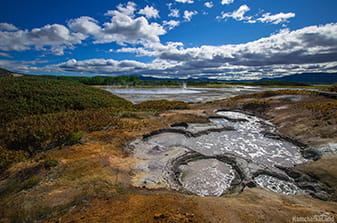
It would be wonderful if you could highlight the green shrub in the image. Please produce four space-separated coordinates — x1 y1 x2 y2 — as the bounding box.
0 77 194 169
0 109 120 153
65 131 84 145
0 76 131 125
21 176 42 190
325 83 337 92
304 101 337 119
0 146 28 170
42 159 58 169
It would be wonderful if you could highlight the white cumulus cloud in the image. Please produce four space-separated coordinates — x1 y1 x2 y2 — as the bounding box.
0 24 86 55
138 5 160 19
169 9 180 18
183 10 198 21
218 5 295 24
204 2 214 8
163 20 181 30
221 0 234 5
68 16 101 34
0 23 18 31
105 1 137 17
97 2 166 45
257 12 296 24
99 11 166 45
219 5 251 21
175 0 194 3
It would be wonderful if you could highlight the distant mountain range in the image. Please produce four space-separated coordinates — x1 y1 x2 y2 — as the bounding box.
261 73 337 84
0 67 336 84
140 73 337 84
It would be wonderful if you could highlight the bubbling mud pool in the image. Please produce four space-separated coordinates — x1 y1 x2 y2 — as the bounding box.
179 159 235 197
130 111 331 199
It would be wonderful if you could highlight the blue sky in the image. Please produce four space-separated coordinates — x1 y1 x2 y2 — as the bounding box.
0 0 337 80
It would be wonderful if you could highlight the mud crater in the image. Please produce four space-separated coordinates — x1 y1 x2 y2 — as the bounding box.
130 111 333 200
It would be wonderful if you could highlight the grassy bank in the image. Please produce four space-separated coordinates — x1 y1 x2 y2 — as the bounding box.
0 77 189 170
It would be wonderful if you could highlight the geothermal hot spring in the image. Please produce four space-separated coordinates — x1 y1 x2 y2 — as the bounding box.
105 87 331 198
130 111 331 199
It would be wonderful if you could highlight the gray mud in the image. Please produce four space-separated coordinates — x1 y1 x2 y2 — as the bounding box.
130 111 333 199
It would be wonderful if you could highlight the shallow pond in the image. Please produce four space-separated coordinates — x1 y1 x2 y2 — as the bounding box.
105 86 288 103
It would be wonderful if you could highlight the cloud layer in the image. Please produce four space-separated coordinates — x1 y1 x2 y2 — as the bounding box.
0 23 18 31
0 1 296 56
218 4 295 24
0 1 336 80
0 2 166 55
8 23 335 80
0 24 86 55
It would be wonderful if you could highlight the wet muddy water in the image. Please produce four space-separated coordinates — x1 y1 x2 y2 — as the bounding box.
129 111 322 197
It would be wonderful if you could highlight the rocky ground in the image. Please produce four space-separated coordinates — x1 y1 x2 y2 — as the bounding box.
0 91 336 223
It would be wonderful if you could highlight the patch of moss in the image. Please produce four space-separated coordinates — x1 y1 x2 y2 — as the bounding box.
21 176 42 190
42 158 58 169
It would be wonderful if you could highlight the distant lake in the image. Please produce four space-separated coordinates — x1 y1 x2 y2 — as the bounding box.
104 86 289 103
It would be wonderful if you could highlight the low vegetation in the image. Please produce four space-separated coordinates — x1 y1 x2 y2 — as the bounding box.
324 83 337 92
27 73 315 87
230 89 318 100
0 76 190 170
0 77 133 125
0 72 336 223
0 109 119 153
303 101 337 120
0 68 18 77
1 75 333 170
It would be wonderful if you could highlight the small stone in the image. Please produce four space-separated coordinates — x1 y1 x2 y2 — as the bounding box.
246 181 256 188
154 213 167 219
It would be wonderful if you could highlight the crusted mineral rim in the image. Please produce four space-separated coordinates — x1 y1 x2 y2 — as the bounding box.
163 153 244 196
130 110 333 199
178 159 236 196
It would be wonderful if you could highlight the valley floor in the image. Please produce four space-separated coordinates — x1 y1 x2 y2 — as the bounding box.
1 91 336 223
